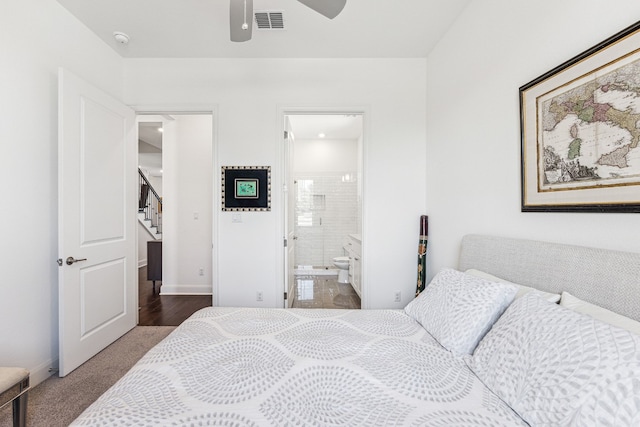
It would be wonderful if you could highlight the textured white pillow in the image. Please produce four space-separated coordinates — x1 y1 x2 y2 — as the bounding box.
404 268 517 356
469 292 640 426
560 291 640 335
465 268 560 303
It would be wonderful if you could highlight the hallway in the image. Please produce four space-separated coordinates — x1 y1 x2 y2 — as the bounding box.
138 267 212 326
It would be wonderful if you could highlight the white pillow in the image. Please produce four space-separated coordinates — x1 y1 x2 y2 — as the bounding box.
404 268 517 356
560 291 640 335
465 268 560 303
469 292 640 426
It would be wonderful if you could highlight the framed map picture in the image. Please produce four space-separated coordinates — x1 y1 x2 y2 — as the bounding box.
221 166 271 211
520 20 640 212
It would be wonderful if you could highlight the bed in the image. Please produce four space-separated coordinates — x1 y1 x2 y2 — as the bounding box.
71 234 640 426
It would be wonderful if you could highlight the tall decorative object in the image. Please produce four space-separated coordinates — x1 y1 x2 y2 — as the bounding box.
415 215 428 297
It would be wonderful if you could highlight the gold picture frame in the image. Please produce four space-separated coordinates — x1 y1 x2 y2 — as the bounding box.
520 21 640 212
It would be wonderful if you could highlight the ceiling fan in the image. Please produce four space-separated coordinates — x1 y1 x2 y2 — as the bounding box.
230 0 347 42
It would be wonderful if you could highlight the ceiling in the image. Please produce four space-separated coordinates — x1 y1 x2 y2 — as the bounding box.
88 1 469 174
139 122 163 150
56 0 470 58
138 122 163 176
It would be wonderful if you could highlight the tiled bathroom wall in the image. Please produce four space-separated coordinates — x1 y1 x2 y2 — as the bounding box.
294 174 358 267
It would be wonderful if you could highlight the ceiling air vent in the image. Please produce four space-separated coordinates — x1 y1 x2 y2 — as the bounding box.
255 11 285 30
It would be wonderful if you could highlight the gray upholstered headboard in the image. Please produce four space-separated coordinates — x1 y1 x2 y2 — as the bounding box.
458 234 640 322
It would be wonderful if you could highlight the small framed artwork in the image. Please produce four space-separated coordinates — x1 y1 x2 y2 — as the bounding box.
520 20 640 212
221 166 271 211
235 179 258 199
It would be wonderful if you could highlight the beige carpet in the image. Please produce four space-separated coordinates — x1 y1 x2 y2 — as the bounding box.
0 326 175 427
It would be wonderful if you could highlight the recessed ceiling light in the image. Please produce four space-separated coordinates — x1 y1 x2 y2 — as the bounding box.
318 133 326 138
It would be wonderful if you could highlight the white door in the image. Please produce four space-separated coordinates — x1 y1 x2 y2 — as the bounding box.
284 119 296 308
58 68 137 377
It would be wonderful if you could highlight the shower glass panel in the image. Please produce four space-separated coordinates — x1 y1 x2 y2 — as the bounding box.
295 179 325 267
294 175 358 268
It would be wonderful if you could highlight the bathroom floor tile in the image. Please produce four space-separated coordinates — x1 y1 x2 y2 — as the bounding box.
292 275 361 309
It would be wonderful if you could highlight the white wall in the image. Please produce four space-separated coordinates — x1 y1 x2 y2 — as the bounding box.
138 222 155 267
294 139 358 173
124 58 428 309
0 0 124 384
425 0 640 279
162 115 213 294
149 175 163 196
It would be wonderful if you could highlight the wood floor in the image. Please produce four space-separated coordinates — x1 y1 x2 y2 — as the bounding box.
291 274 361 309
138 268 360 325
138 267 212 326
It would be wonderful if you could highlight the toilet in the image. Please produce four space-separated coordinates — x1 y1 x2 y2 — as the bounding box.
332 256 350 284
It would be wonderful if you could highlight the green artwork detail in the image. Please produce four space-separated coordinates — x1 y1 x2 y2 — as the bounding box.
236 180 258 198
568 138 582 160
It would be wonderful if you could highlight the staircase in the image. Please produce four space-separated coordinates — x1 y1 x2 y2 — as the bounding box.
138 168 162 240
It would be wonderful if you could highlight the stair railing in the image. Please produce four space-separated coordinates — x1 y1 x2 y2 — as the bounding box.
138 168 163 235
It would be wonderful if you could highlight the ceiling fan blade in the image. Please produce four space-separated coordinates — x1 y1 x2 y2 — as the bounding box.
230 0 253 42
297 0 346 19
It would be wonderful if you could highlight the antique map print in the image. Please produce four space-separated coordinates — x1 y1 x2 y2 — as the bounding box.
538 56 640 191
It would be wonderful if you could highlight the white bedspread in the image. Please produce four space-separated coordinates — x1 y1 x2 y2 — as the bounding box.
71 307 526 426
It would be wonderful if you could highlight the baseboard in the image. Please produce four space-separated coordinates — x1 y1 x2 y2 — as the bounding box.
159 284 213 295
30 358 58 387
138 259 148 268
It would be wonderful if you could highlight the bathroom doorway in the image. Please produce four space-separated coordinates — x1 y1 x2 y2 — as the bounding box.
283 113 363 309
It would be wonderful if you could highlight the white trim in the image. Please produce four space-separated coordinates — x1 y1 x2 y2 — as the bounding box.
159 284 214 295
131 106 216 115
211 111 220 307
30 358 57 387
276 105 371 308
133 105 218 304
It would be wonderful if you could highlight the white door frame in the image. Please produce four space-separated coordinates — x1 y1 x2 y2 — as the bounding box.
133 106 218 303
276 106 369 309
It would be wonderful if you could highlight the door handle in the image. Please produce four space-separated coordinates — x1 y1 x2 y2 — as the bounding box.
66 256 87 265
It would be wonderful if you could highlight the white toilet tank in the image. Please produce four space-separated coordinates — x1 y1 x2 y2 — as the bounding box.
332 256 350 268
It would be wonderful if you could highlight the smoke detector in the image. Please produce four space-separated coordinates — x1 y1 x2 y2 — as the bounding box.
113 31 130 45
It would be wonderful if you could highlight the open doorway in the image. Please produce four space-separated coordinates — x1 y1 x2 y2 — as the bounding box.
137 118 164 293
284 113 363 309
136 113 214 325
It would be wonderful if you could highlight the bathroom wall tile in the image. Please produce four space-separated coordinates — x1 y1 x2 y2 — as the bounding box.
293 174 359 267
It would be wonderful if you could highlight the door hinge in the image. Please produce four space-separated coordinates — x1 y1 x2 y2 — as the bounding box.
284 292 288 300
284 130 289 139
284 238 288 247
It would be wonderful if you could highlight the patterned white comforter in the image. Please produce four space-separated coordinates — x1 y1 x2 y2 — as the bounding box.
71 307 526 426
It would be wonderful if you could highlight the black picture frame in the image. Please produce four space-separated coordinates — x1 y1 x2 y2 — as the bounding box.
520 20 640 213
221 166 271 211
